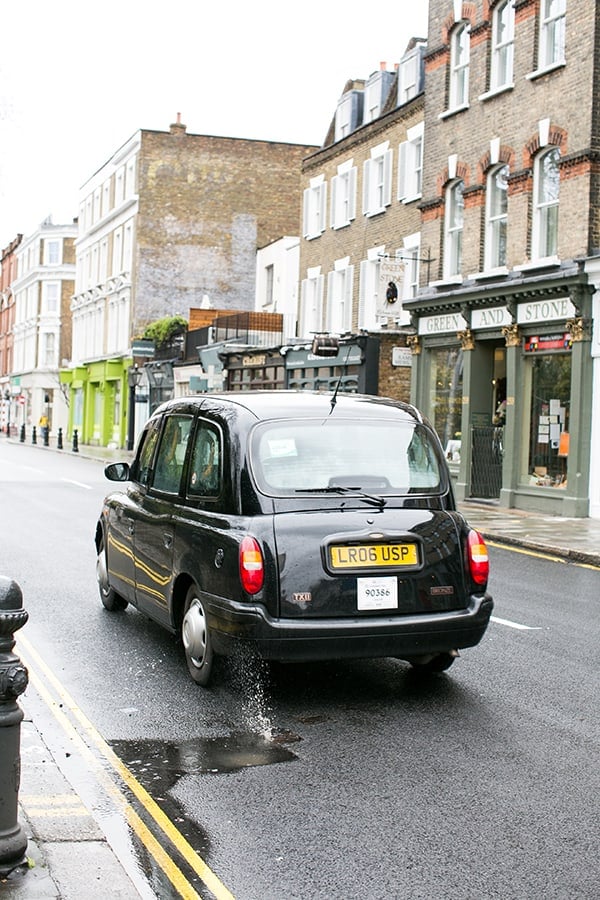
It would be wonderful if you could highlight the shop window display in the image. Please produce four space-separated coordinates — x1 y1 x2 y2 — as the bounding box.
527 353 571 488
430 347 463 457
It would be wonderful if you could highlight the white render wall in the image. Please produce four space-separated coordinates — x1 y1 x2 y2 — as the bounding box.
586 257 600 519
255 237 300 341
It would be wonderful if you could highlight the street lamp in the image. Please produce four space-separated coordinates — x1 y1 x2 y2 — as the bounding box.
127 365 142 451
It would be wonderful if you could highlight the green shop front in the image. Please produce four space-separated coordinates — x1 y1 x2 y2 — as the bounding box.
406 269 594 517
60 357 132 448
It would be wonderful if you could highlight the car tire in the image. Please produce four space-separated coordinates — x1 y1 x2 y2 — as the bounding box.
96 539 128 611
182 586 214 686
409 652 456 673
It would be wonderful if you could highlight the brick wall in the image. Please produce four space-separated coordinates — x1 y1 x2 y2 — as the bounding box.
376 331 413 402
133 129 316 333
422 0 597 278
300 93 425 332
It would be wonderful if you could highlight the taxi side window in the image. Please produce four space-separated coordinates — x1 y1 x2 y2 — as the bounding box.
188 422 221 497
153 416 193 494
136 422 160 487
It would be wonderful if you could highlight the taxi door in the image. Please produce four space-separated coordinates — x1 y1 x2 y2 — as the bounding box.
132 414 193 627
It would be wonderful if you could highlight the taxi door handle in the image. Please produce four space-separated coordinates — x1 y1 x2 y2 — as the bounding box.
163 533 173 549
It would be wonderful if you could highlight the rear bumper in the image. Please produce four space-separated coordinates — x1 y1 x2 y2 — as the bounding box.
207 594 493 663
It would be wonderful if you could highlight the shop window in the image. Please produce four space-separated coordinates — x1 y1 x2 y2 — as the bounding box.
429 347 463 452
526 353 570 488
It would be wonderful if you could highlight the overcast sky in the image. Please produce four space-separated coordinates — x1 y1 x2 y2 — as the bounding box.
0 1 429 250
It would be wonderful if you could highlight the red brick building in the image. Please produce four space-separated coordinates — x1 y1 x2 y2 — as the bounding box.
406 0 598 518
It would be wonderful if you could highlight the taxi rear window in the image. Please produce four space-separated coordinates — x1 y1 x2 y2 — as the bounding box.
251 418 444 496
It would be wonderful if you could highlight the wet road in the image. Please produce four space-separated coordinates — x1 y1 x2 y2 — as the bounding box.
2 441 599 899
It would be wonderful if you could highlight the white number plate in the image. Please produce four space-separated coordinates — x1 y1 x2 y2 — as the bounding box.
357 576 398 611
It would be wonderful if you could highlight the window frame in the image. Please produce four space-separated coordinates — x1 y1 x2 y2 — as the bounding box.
532 147 560 261
186 418 223 502
490 0 515 91
398 123 424 203
444 180 465 279
539 0 566 70
299 272 324 336
44 239 61 266
449 23 470 110
363 145 393 217
485 163 509 271
331 164 357 230
303 178 328 240
326 263 354 334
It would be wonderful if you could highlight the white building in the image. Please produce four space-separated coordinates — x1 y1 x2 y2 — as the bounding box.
12 218 77 436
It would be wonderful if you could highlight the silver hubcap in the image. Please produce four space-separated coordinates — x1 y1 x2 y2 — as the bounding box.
182 598 206 667
97 551 108 592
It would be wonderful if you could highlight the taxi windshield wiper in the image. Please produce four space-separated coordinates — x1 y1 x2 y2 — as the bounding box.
295 485 387 508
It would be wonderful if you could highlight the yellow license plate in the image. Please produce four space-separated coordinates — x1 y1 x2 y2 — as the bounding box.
329 543 419 570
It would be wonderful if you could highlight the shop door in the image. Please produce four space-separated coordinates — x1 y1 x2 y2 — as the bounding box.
470 425 503 499
469 347 505 500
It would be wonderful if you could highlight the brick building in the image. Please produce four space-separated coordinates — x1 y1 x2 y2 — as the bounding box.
405 0 599 518
62 116 316 447
0 234 22 433
298 42 427 399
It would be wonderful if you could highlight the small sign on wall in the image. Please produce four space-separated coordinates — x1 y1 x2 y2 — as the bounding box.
391 347 412 367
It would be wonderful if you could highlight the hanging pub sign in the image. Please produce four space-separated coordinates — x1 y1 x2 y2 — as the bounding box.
523 333 572 353
377 259 405 317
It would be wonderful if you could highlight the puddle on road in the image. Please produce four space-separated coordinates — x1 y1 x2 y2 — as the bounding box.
111 731 298 789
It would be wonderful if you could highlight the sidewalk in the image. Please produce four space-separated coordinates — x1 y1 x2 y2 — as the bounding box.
3 438 600 897
3 718 144 899
458 498 600 567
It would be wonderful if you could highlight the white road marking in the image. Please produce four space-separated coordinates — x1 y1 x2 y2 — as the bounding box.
60 478 93 490
491 615 542 631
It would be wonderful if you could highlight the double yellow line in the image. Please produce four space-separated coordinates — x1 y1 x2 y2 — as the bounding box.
16 634 235 900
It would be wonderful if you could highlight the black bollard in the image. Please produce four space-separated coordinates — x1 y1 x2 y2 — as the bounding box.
0 577 29 874
57 427 63 450
72 428 79 453
19 426 25 443
43 427 49 448
31 427 37 446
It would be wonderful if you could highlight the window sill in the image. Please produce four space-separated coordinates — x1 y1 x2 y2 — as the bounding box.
438 103 469 120
430 275 463 288
468 267 510 280
513 257 561 272
400 193 422 205
478 84 514 102
526 61 565 81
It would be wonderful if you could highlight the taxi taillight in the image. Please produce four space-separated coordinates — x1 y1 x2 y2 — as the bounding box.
467 529 489 587
239 536 264 595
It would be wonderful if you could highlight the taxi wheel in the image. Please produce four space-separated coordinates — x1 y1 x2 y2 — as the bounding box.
409 652 456 673
182 586 214 686
96 542 127 611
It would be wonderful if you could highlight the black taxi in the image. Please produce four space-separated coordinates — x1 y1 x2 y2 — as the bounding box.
95 391 493 685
